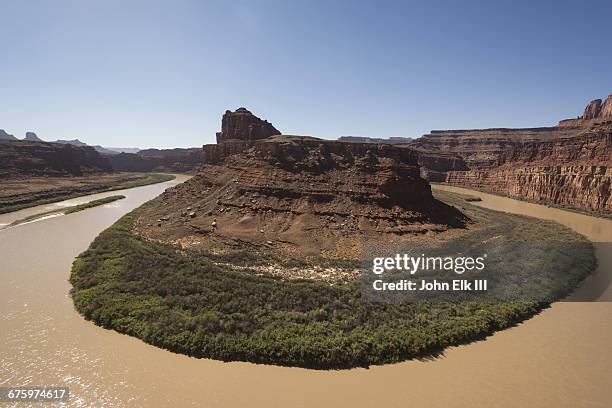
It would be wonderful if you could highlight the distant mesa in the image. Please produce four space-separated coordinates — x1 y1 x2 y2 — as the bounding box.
25 131 43 142
53 139 88 147
0 129 17 140
53 139 120 155
339 136 413 144
90 146 120 155
106 146 203 173
215 107 280 143
106 147 141 154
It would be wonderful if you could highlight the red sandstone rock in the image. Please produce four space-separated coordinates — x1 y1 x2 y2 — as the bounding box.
601 95 612 119
136 110 466 261
140 135 466 258
583 99 603 120
450 123 611 212
446 164 611 212
215 108 280 143
407 96 612 214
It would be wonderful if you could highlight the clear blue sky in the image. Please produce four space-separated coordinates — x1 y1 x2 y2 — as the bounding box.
1 0 610 148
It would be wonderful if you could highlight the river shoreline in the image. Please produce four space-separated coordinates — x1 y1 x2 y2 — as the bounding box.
68 188 596 368
432 182 612 220
1 179 611 407
0 172 175 214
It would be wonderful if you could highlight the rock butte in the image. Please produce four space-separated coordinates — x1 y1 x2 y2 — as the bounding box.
407 95 612 213
24 131 43 142
135 108 466 261
216 107 281 143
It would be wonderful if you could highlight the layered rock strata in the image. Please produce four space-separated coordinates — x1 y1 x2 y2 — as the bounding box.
0 139 112 178
136 110 465 262
582 95 612 120
412 126 585 170
445 122 611 212
407 96 612 214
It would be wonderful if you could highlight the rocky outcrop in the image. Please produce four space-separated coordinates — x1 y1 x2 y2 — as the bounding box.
0 129 17 140
583 99 603 120
0 140 112 178
215 107 280 143
136 109 465 262
25 132 43 142
582 95 612 120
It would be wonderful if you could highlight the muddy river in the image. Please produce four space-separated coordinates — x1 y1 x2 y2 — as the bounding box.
1 179 610 407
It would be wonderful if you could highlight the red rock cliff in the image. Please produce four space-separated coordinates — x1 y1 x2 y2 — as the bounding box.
445 122 611 213
408 96 612 214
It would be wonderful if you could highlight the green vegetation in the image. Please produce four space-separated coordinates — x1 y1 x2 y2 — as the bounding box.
9 195 125 227
8 209 63 226
0 173 175 214
64 195 126 214
463 195 482 202
69 191 596 369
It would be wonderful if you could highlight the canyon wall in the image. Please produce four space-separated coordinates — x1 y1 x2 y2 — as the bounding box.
0 139 112 178
108 148 203 173
445 123 611 212
446 164 611 212
408 96 612 214
413 126 585 169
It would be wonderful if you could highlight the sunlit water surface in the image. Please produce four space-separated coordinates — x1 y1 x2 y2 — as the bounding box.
0 180 611 407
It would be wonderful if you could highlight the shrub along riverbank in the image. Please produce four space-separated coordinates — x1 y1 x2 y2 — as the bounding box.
8 195 126 227
64 195 126 214
69 190 596 369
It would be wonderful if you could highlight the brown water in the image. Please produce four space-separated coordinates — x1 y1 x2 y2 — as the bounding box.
1 180 610 407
